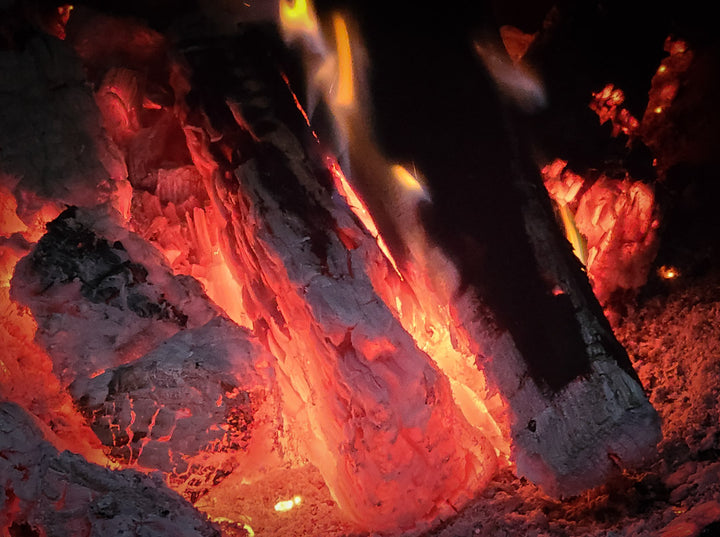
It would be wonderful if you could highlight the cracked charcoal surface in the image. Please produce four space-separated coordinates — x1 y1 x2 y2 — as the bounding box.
31 206 188 325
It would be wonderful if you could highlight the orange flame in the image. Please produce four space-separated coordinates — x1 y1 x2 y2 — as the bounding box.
332 13 354 107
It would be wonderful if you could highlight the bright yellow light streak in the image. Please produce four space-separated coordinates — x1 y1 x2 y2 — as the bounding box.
332 13 354 106
209 516 254 535
557 203 588 266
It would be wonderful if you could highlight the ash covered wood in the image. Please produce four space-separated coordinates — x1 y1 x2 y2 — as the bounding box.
302 2 661 495
72 315 282 503
11 206 220 386
10 204 283 502
0 402 222 537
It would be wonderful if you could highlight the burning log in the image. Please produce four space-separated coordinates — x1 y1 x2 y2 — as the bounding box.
10 203 283 502
0 401 221 537
174 27 499 531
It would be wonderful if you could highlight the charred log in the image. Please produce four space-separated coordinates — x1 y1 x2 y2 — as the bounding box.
330 1 606 392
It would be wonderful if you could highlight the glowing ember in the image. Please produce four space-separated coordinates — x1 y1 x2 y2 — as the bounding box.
590 83 640 138
0 188 105 465
274 495 302 512
638 37 694 173
499 25 537 63
658 265 680 280
327 157 403 278
542 38 691 309
542 159 659 307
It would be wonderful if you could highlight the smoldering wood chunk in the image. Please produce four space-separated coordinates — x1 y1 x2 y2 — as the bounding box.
29 207 184 323
11 206 220 386
71 316 281 503
0 401 221 537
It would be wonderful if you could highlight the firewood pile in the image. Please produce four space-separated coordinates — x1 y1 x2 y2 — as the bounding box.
0 1 718 536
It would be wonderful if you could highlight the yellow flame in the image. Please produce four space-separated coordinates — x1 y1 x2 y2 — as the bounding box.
557 203 588 265
279 0 319 37
332 13 354 107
